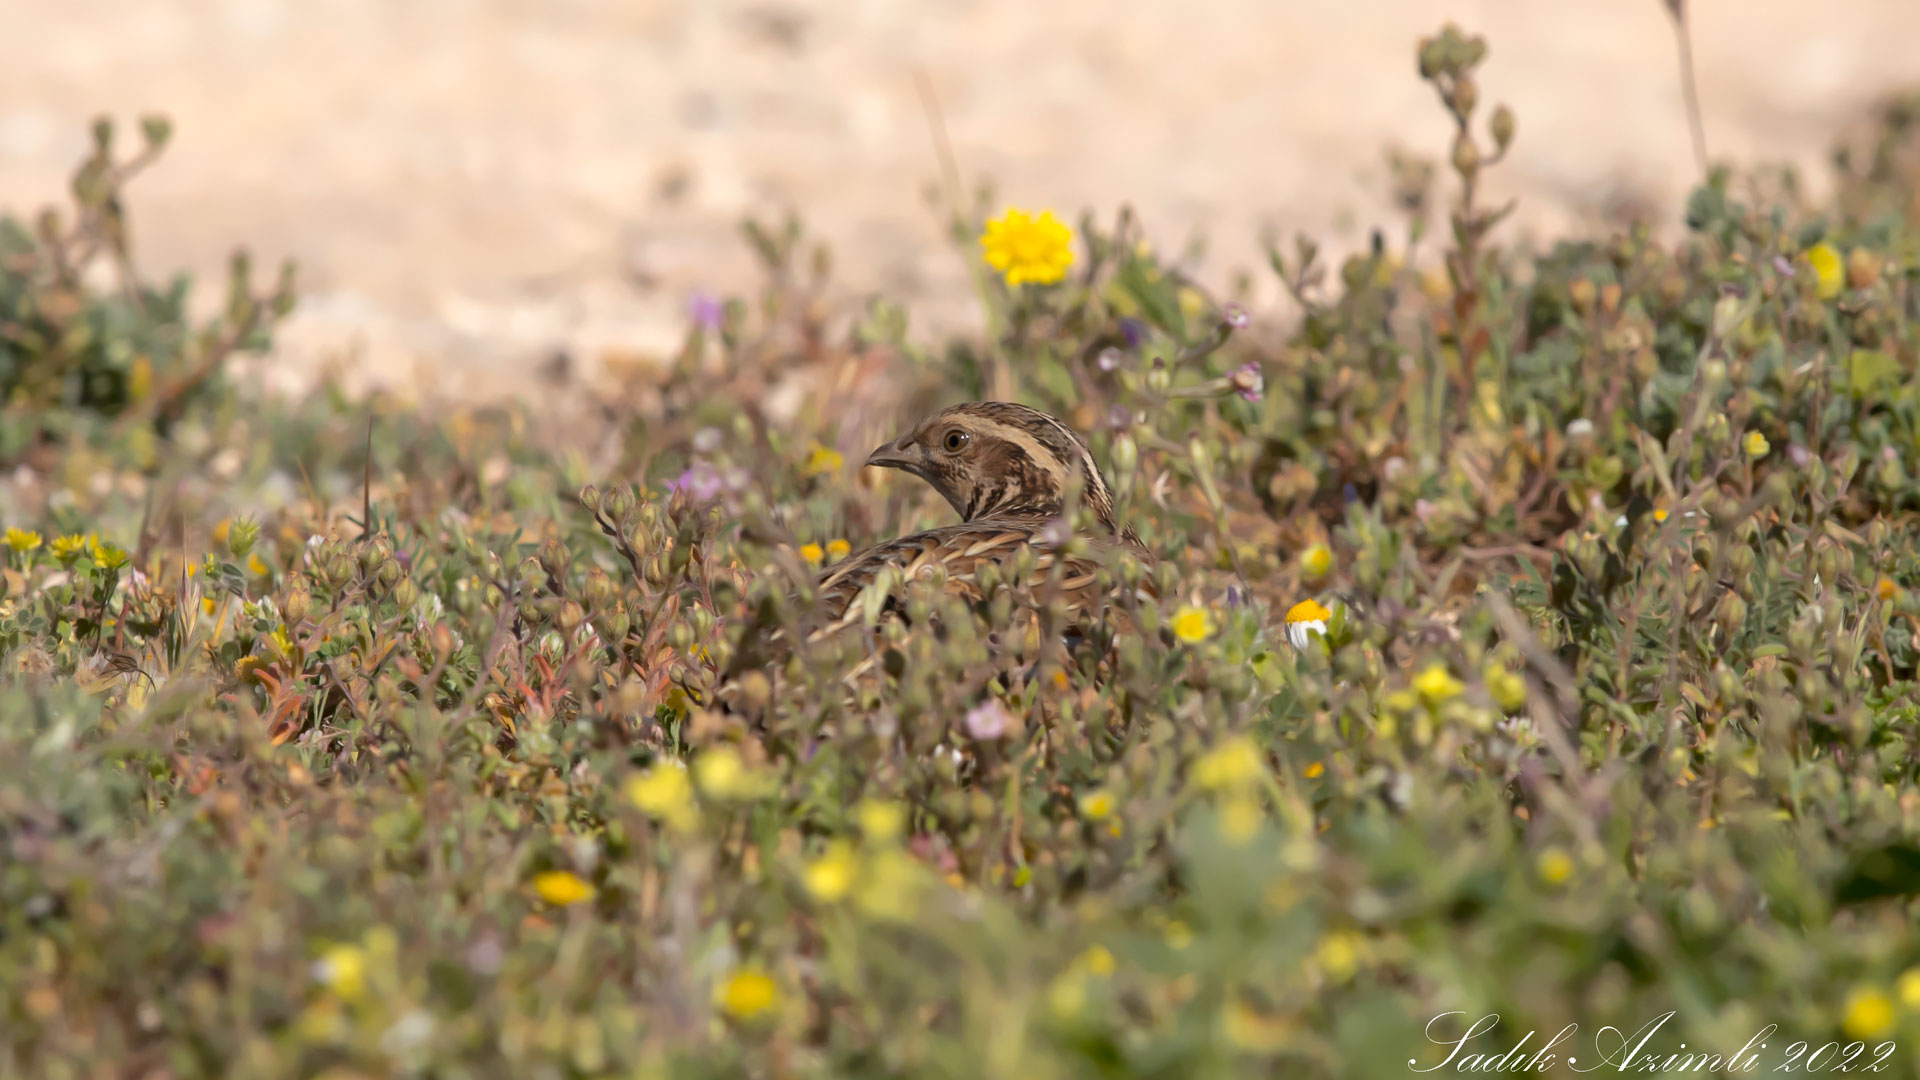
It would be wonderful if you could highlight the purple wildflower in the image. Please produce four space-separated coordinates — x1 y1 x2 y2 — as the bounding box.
688 291 724 332
1096 347 1123 372
1772 254 1796 278
964 700 1013 740
1107 403 1132 431
1230 361 1264 403
1118 318 1146 349
1224 302 1251 329
668 462 725 502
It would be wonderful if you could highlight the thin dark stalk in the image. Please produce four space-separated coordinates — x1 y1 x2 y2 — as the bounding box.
1665 0 1710 175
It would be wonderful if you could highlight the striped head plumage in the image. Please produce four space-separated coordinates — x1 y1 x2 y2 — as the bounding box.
862 401 1139 545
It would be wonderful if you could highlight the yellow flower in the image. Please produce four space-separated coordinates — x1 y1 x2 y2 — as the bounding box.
980 208 1075 287
1285 598 1331 650
1078 788 1116 821
803 442 844 477
1843 986 1895 1041
1222 995 1292 1054
856 799 906 843
716 968 780 1020
247 552 269 576
799 543 824 565
533 870 595 907
625 763 699 831
1878 577 1898 602
1743 431 1770 460
1896 967 1920 1009
1652 507 1670 523
1298 542 1332 579
1164 921 1193 950
1170 604 1214 644
1412 663 1464 705
804 841 858 903
1193 735 1264 791
4 528 41 553
1076 945 1116 977
855 849 923 922
1047 970 1089 1020
50 534 96 563
313 943 367 1001
825 538 851 561
1303 761 1325 779
1537 847 1574 887
1316 931 1362 983
1219 795 1261 845
662 685 691 722
694 746 768 801
92 543 130 571
1485 665 1527 712
1807 242 1844 300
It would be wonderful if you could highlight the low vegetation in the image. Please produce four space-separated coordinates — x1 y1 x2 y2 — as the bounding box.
5 26 1920 1080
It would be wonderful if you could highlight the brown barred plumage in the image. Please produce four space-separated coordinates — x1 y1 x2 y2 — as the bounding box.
718 402 1153 701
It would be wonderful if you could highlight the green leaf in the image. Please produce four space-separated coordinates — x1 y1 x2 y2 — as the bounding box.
1846 349 1903 398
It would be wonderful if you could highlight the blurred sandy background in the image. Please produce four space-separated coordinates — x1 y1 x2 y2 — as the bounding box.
2 0 1916 402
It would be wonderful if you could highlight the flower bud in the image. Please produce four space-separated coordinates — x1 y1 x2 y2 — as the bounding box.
578 485 601 512
227 517 260 559
1451 135 1480 177
1846 247 1880 290
1726 545 1754 579
1187 437 1211 473
1813 543 1842 584
1111 433 1139 479
1713 664 1742 705
1489 104 1515 151
1787 620 1815 658
1710 295 1743 339
1714 592 1748 636
584 569 615 609
1453 74 1479 116
1568 279 1596 315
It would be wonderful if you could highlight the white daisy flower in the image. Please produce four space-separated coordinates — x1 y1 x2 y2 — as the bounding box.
1285 599 1331 649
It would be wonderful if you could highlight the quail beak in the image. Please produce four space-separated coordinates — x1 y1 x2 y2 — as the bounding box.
864 438 919 475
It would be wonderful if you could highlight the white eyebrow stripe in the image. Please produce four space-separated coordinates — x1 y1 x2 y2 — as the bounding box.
966 417 1072 488
1027 410 1110 511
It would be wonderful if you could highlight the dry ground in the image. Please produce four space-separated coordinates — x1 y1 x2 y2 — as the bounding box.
2 0 1916 403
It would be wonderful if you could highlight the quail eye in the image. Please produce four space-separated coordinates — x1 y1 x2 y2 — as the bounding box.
942 429 970 452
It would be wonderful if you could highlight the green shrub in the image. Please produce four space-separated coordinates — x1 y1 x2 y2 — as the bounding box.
0 115 295 463
5 26 1920 1079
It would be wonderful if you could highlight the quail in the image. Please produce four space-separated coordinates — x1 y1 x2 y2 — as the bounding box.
721 401 1154 696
